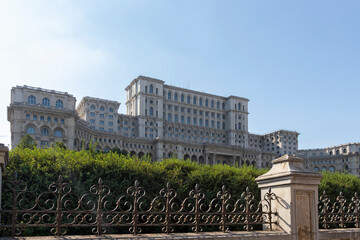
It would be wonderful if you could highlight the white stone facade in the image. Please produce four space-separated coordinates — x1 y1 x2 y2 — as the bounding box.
297 143 360 176
8 76 301 169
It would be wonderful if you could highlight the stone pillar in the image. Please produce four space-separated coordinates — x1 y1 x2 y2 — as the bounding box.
256 155 322 240
0 144 9 223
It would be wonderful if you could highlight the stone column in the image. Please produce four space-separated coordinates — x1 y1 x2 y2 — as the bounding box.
256 155 322 240
0 144 9 223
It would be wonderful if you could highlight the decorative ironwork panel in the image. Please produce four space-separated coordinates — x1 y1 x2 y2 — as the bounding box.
0 173 277 236
319 191 360 229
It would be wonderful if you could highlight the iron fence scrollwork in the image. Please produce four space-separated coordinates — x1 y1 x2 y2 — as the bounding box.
0 173 277 236
319 191 360 229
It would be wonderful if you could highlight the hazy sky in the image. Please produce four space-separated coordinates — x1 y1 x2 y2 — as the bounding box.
1 0 359 149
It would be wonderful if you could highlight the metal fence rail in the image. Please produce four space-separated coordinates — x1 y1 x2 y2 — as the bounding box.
319 191 360 229
0 173 277 237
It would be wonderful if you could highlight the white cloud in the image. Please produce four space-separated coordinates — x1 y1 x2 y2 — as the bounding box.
0 0 119 148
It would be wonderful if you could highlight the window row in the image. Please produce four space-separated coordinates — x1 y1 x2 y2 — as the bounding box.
89 112 114 119
165 92 226 109
26 114 65 124
27 95 64 108
89 105 114 113
164 105 227 119
165 114 226 129
89 119 113 126
26 126 64 137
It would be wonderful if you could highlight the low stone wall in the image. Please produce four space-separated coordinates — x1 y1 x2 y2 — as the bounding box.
2 231 291 240
319 228 360 240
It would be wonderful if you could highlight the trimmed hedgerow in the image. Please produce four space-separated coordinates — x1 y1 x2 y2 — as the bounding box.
3 146 267 208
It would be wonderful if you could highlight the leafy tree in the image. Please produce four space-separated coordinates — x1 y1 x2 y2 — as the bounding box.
16 134 37 149
52 141 67 149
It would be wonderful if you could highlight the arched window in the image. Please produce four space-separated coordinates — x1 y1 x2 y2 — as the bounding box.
217 101 220 109
193 97 197 105
168 91 172 100
27 126 35 134
28 95 36 104
42 97 50 107
205 99 209 107
149 107 154 116
109 108 113 113
187 95 191 104
90 105 96 110
329 166 335 172
238 103 241 110
211 100 214 108
56 100 63 109
313 167 319 172
41 128 49 136
100 106 105 111
150 85 153 93
174 92 178 101
199 98 203 106
321 166 327 172
55 130 62 137
222 103 225 110
181 94 184 102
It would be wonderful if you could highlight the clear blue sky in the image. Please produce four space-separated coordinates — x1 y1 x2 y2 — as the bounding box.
0 0 359 149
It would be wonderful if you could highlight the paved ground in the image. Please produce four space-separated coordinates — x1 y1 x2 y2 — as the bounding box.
0 231 291 240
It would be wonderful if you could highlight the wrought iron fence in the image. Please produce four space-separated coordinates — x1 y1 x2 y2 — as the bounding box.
319 191 360 229
0 173 277 237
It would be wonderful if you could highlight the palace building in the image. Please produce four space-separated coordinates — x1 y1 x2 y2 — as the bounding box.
8 75 300 168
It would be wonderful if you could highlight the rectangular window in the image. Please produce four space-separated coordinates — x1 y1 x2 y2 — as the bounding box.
40 116 44 121
211 112 215 118
168 113 172 122
108 115 113 119
99 127 104 131
193 118 197 126
174 106 179 111
108 122 113 126
90 119 95 123
47 117 51 122
181 107 185 113
33 115 37 120
54 118 58 123
41 141 49 147
205 112 209 117
60 119 64 124
193 109 197 114
187 108 191 113
187 117 191 124
168 105 172 110
100 120 104 125
26 114 30 120
100 114 104 118
108 129 113 132
174 114 178 123
90 112 95 117
205 119 209 127
199 118 203 126
181 116 185 124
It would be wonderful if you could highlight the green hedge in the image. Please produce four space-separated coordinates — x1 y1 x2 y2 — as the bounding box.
4 146 360 204
3 146 267 206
